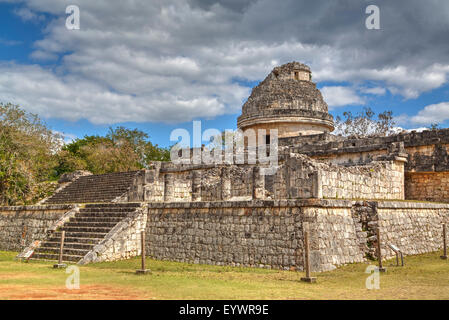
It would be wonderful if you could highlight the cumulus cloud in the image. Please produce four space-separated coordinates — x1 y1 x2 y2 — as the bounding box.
321 86 364 109
410 102 449 125
0 0 449 124
395 102 449 127
13 7 45 22
359 87 387 96
0 38 22 46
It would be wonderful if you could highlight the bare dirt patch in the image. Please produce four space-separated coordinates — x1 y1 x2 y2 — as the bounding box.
0 284 152 300
0 273 42 281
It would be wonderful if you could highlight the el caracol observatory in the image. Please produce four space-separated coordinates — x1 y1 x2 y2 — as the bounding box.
237 62 335 138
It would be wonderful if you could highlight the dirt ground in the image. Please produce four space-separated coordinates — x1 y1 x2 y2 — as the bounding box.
0 284 152 300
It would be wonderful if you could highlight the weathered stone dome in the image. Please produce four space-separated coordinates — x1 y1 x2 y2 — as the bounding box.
237 62 334 138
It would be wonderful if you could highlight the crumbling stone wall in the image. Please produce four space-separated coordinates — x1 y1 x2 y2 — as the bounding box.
405 172 449 203
0 205 73 251
351 201 449 260
285 129 449 172
145 200 449 272
377 202 449 259
146 200 364 272
302 205 365 271
319 160 404 200
126 152 405 203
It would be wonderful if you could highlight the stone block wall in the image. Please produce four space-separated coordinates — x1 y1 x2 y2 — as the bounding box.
377 202 449 259
146 200 361 272
144 199 449 272
352 201 449 260
302 205 365 271
79 205 147 264
319 160 405 200
405 172 449 202
126 153 405 203
0 205 73 251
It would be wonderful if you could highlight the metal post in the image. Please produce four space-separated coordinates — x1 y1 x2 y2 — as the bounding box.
376 228 386 272
441 223 448 260
53 231 67 268
300 230 316 283
136 230 151 274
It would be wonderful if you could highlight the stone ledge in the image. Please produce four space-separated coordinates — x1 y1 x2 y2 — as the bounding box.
146 199 353 209
0 204 74 212
353 200 449 209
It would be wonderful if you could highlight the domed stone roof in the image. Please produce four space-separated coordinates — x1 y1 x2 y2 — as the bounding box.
237 62 334 137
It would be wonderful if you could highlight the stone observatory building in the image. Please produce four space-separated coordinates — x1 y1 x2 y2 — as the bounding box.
2 61 449 274
237 62 334 138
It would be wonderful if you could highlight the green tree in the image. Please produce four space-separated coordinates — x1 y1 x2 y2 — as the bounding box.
0 103 60 205
55 127 170 175
335 107 398 138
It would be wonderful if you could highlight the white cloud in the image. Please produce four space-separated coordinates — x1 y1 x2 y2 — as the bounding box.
13 7 45 22
321 86 364 109
0 0 449 125
360 87 387 96
315 64 449 99
53 130 77 144
410 102 449 125
0 38 22 46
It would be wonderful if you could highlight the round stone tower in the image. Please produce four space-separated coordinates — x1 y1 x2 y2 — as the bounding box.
237 62 334 138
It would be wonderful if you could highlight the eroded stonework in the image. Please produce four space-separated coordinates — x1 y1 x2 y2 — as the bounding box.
237 62 334 137
3 61 449 272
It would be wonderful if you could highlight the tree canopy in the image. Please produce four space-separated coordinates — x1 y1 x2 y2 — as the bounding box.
0 103 170 205
334 107 398 138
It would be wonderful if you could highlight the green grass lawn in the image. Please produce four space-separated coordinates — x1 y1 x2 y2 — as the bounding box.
0 251 448 300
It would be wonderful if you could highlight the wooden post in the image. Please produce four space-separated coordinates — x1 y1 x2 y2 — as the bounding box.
136 230 151 274
441 223 448 260
53 231 67 268
300 230 316 283
376 228 386 272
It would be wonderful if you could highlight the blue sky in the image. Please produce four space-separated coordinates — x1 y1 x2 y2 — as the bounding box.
1 1 449 147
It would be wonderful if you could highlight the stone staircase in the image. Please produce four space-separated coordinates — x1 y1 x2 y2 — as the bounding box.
44 171 140 204
30 203 142 263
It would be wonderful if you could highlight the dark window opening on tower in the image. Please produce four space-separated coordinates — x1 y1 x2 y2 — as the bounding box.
294 72 299 80
266 134 271 157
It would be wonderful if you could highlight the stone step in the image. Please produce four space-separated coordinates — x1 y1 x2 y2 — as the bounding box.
78 208 138 213
48 193 128 198
30 252 84 262
83 202 141 210
76 212 129 218
69 217 124 223
51 189 130 195
44 170 140 204
45 236 103 244
49 193 128 199
34 247 90 257
64 221 118 228
61 226 113 233
52 231 109 239
40 241 95 250
30 202 140 263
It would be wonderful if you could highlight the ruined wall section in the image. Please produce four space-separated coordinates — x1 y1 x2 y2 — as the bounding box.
377 202 449 258
126 151 405 202
319 160 405 200
146 199 359 272
301 205 365 271
284 129 449 173
405 172 449 202
0 205 74 251
286 153 405 200
351 201 449 260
